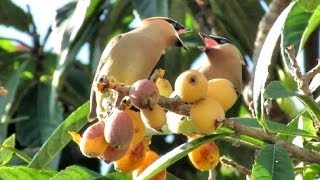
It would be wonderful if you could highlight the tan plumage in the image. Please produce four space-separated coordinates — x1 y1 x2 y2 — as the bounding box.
88 17 187 121
198 33 244 94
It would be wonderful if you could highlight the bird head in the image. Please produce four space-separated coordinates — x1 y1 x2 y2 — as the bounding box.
198 33 230 52
142 17 188 50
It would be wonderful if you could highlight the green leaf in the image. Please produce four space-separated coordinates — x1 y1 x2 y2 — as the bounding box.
15 84 63 147
0 166 56 180
303 164 320 180
253 2 296 118
0 0 31 32
295 95 320 125
252 144 294 180
298 0 320 12
132 0 168 19
137 133 228 179
95 171 132 180
28 102 89 169
0 134 15 165
230 118 316 138
50 165 101 180
281 3 312 70
264 81 297 99
298 5 320 52
0 38 18 52
50 0 109 128
264 81 320 127
0 58 30 142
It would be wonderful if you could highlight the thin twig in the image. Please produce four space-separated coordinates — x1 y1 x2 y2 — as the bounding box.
285 45 313 97
302 59 320 87
220 156 251 175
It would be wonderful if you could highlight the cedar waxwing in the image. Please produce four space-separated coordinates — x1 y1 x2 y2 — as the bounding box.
198 33 244 94
88 17 188 121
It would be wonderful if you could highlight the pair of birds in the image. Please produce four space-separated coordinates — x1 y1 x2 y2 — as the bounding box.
88 17 243 121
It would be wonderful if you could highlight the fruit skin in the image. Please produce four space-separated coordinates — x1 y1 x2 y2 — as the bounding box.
190 97 225 134
100 144 129 163
207 78 237 111
79 121 108 157
104 109 134 149
174 70 208 103
140 104 167 130
133 150 166 180
114 140 147 172
155 77 173 97
124 108 146 146
188 137 220 171
129 79 160 109
166 112 197 135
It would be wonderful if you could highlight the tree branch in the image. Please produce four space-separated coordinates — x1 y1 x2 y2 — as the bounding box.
220 156 251 175
97 77 320 164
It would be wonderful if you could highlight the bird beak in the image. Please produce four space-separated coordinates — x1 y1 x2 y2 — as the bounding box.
198 33 218 51
176 36 189 51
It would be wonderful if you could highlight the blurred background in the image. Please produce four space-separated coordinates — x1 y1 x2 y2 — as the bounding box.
0 0 319 179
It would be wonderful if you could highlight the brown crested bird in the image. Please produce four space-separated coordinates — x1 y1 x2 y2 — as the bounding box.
198 33 244 94
88 17 188 121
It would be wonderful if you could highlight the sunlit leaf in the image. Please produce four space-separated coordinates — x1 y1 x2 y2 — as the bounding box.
281 3 312 70
253 2 296 119
264 81 320 124
298 0 320 12
303 164 320 180
298 5 320 52
28 102 89 168
0 134 15 165
230 117 316 138
50 165 101 179
264 81 297 99
252 144 294 180
0 166 57 180
94 171 132 180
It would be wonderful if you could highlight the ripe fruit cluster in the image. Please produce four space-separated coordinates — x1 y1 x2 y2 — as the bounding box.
71 69 238 177
173 69 237 170
174 70 237 134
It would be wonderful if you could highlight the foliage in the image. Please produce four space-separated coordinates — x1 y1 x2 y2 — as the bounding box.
0 0 319 179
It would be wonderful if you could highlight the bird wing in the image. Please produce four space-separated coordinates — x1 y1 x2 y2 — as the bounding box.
88 34 123 121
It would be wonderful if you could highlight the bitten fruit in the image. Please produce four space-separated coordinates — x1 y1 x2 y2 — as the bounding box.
174 70 208 103
190 97 225 134
207 78 237 111
104 109 134 149
79 121 108 157
188 137 220 171
129 79 160 109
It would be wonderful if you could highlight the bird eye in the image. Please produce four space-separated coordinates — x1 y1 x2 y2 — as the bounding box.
217 38 230 44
